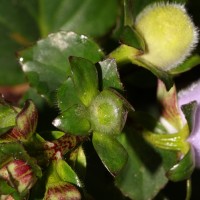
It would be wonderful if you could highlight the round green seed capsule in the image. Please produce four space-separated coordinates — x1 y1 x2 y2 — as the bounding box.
135 3 198 70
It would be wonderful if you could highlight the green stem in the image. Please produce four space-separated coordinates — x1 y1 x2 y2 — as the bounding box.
143 125 190 155
185 179 192 200
124 0 134 26
108 44 144 66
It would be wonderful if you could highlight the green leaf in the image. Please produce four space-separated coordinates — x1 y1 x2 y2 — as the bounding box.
92 132 128 176
120 26 146 51
19 31 104 104
0 0 39 85
181 101 198 133
115 129 177 200
45 161 81 200
123 0 134 26
99 59 123 91
56 159 82 187
0 28 25 86
170 54 200 75
68 146 87 179
0 178 16 194
53 104 91 136
0 101 18 133
0 0 39 41
0 100 38 142
0 0 118 85
38 0 119 38
49 131 65 140
167 149 195 181
69 56 99 107
19 87 47 111
0 178 20 200
19 0 38 22
57 78 81 112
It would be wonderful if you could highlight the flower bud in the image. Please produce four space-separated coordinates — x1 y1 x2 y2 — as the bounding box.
135 3 198 70
0 159 37 195
89 90 126 134
44 182 81 200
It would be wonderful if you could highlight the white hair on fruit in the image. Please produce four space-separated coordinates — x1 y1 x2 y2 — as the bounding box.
135 2 199 71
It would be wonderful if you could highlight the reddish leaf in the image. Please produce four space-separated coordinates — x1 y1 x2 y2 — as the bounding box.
45 182 81 200
0 100 38 142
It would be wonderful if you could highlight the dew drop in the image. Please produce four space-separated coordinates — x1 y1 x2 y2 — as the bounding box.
53 118 61 127
80 35 88 43
19 57 24 63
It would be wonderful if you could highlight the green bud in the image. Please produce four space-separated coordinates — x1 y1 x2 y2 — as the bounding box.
89 90 126 135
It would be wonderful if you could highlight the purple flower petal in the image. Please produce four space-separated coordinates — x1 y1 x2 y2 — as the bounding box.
187 105 200 167
178 78 200 167
178 79 200 106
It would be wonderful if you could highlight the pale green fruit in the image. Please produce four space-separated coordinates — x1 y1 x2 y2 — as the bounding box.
135 3 198 70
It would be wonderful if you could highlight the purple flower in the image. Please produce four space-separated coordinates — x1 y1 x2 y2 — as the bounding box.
178 78 200 167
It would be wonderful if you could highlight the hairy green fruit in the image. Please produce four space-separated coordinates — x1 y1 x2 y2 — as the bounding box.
135 3 198 70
